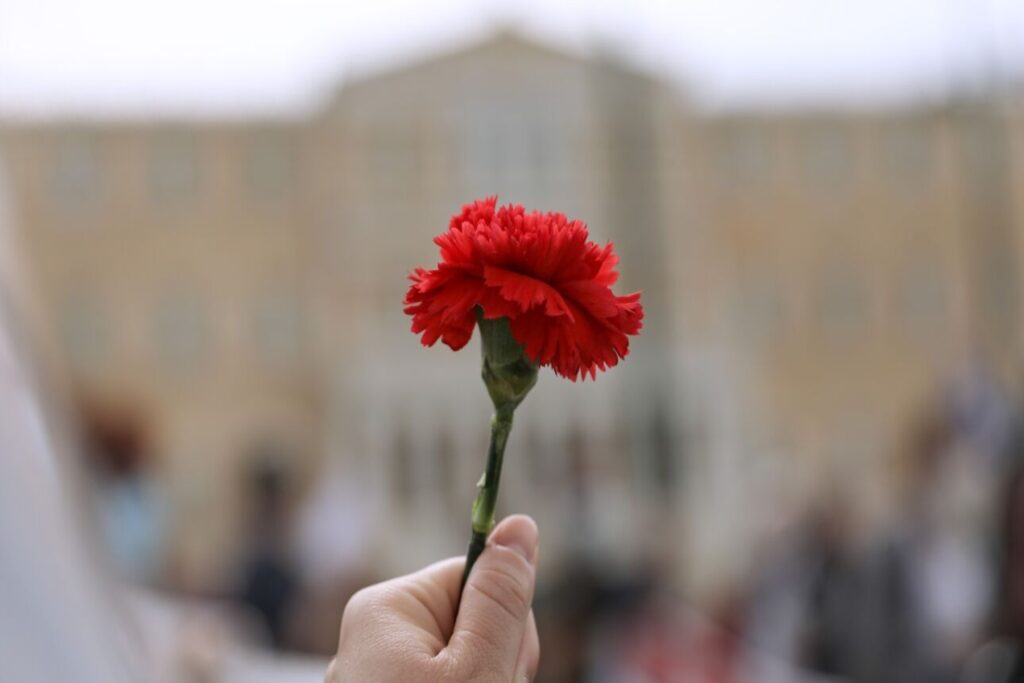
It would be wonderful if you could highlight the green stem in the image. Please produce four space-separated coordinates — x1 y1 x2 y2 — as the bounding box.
459 313 536 595
460 404 514 590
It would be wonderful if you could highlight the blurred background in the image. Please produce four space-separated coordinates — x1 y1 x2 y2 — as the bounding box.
1 1 1024 681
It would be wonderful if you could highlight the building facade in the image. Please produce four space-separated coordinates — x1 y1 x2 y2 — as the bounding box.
1 33 1022 598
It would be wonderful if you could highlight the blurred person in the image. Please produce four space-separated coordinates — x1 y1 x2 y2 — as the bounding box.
746 396 1001 683
745 495 878 681
286 455 375 655
82 405 168 584
594 590 743 683
888 401 996 682
743 503 834 672
965 418 1024 683
801 496 923 683
947 362 1014 471
537 556 651 683
234 455 300 650
0 162 541 681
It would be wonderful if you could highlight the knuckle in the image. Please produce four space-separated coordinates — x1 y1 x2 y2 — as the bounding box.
341 586 378 625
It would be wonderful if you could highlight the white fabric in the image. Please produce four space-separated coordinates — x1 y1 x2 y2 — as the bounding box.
0 162 142 682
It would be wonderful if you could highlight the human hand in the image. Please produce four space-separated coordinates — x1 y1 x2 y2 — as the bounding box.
325 515 540 682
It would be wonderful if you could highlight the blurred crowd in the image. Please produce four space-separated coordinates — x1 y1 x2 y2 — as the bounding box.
530 375 1021 683
528 367 1022 683
71 358 1024 683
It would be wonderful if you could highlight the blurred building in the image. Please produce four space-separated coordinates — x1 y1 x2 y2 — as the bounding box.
1 31 1022 599
0 120 322 586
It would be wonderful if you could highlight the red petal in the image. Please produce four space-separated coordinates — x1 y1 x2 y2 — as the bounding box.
404 268 482 350
483 266 574 319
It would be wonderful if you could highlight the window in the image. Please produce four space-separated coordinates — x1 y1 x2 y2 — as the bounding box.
246 134 295 198
523 427 549 489
458 105 569 208
815 267 870 339
716 123 773 187
251 289 303 366
736 270 787 342
149 132 200 204
154 291 206 370
51 134 102 210
392 424 414 510
883 122 933 188
59 294 109 370
649 405 676 501
564 424 588 495
802 123 852 190
898 264 947 333
435 426 457 504
960 116 1005 171
370 127 420 191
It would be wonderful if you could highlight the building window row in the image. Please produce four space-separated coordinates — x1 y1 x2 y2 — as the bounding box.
736 265 949 342
714 122 937 192
59 289 305 373
49 132 296 210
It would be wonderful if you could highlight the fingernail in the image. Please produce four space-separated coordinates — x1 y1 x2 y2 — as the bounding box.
491 515 538 564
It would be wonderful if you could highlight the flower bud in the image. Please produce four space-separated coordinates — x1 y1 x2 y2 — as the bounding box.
477 312 538 410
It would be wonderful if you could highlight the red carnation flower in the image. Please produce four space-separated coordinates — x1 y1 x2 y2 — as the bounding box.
404 197 643 380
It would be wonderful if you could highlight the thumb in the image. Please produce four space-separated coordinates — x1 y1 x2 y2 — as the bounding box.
449 515 539 677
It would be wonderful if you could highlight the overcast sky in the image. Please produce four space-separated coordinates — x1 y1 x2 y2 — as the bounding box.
1 0 1022 117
